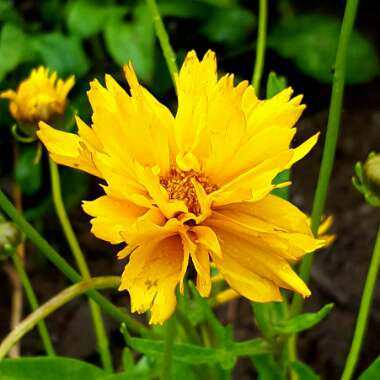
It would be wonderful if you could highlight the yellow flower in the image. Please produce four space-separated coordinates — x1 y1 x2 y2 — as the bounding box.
37 50 326 324
1 66 74 124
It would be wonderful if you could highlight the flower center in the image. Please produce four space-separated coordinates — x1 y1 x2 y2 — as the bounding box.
160 168 218 215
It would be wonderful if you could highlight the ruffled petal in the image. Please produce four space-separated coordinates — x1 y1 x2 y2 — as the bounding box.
82 195 147 244
212 248 283 303
37 121 101 177
212 151 293 206
191 245 211 297
212 228 311 298
119 235 184 324
243 87 306 137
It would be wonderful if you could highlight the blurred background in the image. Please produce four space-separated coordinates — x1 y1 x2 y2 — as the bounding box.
0 0 380 378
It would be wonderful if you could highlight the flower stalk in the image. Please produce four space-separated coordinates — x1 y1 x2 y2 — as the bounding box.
252 0 268 93
0 276 120 359
49 158 112 372
340 225 380 380
146 0 178 86
290 0 361 317
11 252 55 356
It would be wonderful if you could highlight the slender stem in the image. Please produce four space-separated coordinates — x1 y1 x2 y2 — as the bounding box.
252 0 268 93
0 188 152 338
290 0 360 318
3 263 23 358
9 141 24 357
0 276 120 359
48 159 112 371
160 316 176 380
11 253 55 356
146 0 178 86
340 226 380 380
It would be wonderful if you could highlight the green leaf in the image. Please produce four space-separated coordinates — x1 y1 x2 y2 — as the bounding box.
104 3 155 83
14 145 42 196
201 5 256 46
0 23 28 81
0 357 105 380
359 356 380 379
121 347 134 372
123 328 268 368
0 0 22 24
272 303 334 335
266 72 287 98
268 14 380 84
158 0 211 19
31 33 89 77
251 354 285 380
66 0 128 38
290 361 320 380
272 170 291 200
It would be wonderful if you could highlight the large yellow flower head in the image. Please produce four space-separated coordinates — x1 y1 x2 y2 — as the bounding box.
37 51 325 324
1 66 74 124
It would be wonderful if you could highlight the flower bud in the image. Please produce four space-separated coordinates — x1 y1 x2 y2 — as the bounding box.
0 221 22 259
353 152 380 207
0 66 74 128
364 153 380 197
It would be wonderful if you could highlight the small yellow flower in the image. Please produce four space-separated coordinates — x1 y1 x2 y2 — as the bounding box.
37 51 327 324
1 66 74 124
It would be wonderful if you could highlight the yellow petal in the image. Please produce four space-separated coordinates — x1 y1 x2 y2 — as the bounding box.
82 195 146 244
213 228 311 297
135 164 188 218
119 213 182 258
285 133 319 169
191 225 221 257
191 245 211 297
212 125 296 184
37 121 101 177
119 236 183 324
174 50 217 155
212 151 293 206
244 87 306 137
212 249 283 303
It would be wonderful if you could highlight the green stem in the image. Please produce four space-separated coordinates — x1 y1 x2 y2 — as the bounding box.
146 0 178 86
160 316 176 380
252 0 268 93
290 0 360 317
11 253 55 356
0 188 152 338
48 159 112 371
340 226 380 380
0 276 119 359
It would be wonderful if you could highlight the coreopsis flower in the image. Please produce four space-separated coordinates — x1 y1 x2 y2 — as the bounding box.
0 66 74 125
37 51 326 324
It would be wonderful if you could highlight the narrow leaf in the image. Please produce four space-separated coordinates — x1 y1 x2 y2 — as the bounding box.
272 303 334 335
290 361 320 380
358 356 380 379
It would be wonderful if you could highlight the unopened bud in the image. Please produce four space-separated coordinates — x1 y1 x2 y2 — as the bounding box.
0 221 22 257
364 153 380 197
